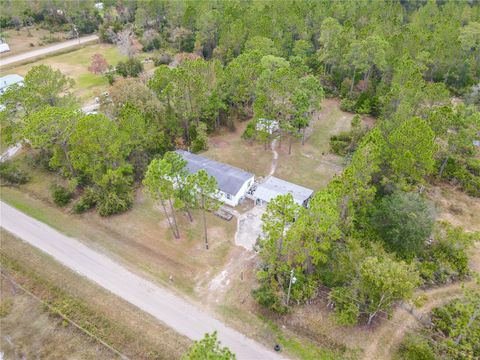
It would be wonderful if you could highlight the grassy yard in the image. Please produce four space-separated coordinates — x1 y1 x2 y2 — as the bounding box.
0 43 126 103
0 230 191 359
203 98 371 190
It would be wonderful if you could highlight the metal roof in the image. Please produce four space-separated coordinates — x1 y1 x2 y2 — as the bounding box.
176 150 254 195
253 176 314 205
0 74 24 91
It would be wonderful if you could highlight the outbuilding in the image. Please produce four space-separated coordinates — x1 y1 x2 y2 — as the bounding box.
256 118 279 134
251 176 314 207
0 74 24 94
176 150 255 207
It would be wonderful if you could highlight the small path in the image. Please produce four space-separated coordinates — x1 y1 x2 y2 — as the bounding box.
268 139 278 177
363 283 467 360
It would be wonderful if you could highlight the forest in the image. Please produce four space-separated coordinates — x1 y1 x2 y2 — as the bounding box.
1 0 479 359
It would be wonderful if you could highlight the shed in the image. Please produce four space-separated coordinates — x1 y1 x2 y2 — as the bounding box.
0 74 24 94
252 176 314 207
0 43 10 53
176 150 255 207
256 118 279 134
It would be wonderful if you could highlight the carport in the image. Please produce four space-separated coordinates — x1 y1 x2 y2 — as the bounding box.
252 176 314 207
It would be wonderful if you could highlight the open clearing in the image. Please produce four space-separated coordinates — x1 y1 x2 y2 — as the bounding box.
0 42 125 102
204 98 373 190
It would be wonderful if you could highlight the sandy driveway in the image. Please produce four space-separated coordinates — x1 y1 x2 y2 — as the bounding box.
0 201 288 360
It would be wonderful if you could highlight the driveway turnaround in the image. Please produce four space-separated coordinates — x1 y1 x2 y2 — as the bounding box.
0 35 98 67
0 201 288 360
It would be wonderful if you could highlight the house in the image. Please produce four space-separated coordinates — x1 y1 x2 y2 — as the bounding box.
250 176 314 207
256 118 279 134
0 43 10 53
176 150 255 207
0 74 24 94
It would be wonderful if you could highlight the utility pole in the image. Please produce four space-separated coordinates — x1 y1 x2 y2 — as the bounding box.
286 269 296 306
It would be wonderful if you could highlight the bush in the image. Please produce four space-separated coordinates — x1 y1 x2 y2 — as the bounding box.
340 98 356 112
153 52 172 66
0 161 30 185
252 283 288 314
397 335 435 360
330 132 352 155
116 58 144 78
51 184 73 206
96 190 133 216
73 187 97 214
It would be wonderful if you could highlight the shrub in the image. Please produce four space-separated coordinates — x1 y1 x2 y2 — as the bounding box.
0 161 30 185
153 52 172 66
73 187 97 214
96 190 133 216
330 132 352 155
50 184 73 206
340 98 356 112
116 58 144 78
397 335 435 360
252 282 288 314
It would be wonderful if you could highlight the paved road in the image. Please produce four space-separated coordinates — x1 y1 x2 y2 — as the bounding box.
0 35 99 67
0 201 288 360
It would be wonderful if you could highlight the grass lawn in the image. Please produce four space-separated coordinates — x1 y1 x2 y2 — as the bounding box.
0 230 191 359
0 43 126 103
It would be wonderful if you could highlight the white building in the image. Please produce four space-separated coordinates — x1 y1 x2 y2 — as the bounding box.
94 2 104 10
0 43 10 53
256 118 279 134
176 150 254 207
251 176 314 207
0 74 24 94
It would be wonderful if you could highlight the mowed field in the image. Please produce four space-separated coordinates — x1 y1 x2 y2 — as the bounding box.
0 43 126 102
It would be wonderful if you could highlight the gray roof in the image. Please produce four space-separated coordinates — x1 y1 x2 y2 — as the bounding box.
176 150 254 195
253 176 314 205
0 74 24 91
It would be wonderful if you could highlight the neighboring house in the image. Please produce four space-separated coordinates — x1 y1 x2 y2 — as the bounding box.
0 74 24 94
0 43 10 53
256 118 279 134
250 176 314 207
176 150 255 207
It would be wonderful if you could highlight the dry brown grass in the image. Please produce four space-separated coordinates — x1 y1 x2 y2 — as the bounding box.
0 28 68 58
1 159 236 298
203 120 273 177
0 229 191 359
203 98 373 190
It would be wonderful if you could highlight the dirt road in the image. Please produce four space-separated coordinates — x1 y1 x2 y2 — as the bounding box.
0 35 98 67
0 201 288 360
